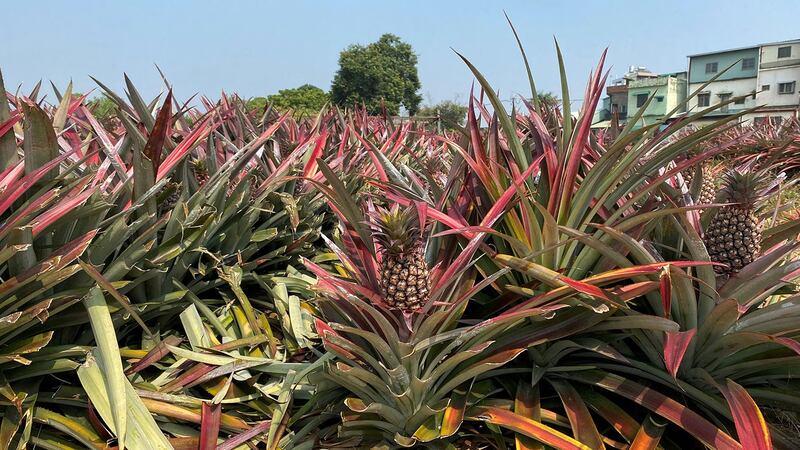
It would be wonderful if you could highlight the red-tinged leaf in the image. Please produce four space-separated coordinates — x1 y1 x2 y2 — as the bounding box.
31 188 94 236
468 406 592 450
387 193 472 239
143 90 173 176
199 402 221 450
431 230 487 294
0 188 58 237
87 400 113 441
559 276 610 301
125 335 183 374
550 380 606 449
719 379 772 450
67 92 91 115
162 363 215 393
81 105 117 153
440 389 468 438
301 129 327 178
0 111 20 138
157 115 215 180
582 390 640 442
630 415 667 450
774 336 800 355
0 160 24 191
584 261 719 284
217 420 271 450
479 154 543 230
0 150 76 217
659 266 672 319
664 328 696 378
564 371 741 450
515 383 544 450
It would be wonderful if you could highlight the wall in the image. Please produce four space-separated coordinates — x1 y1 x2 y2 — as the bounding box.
688 47 759 83
756 66 800 108
760 41 800 68
688 77 758 114
627 76 687 127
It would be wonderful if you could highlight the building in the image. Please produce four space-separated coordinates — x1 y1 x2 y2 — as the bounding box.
687 45 760 122
754 39 800 123
626 72 687 128
593 39 800 129
593 66 658 126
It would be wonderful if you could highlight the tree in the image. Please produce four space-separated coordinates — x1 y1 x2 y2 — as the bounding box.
266 84 329 117
86 94 117 124
246 96 268 113
418 100 467 129
331 34 422 116
531 92 560 109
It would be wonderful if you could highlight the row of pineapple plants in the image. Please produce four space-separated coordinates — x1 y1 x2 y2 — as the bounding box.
2 30 800 449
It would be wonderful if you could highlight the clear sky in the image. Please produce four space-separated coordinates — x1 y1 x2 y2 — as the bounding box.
3 0 799 108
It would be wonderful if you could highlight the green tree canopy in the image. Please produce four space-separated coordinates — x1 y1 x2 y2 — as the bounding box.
85 94 117 125
330 34 422 116
265 84 329 117
418 100 467 129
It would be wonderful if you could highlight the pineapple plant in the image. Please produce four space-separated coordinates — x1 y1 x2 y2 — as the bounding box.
703 169 768 275
370 204 430 312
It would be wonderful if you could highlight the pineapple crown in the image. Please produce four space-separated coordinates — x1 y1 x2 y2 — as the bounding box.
191 158 208 172
369 204 423 255
719 168 777 209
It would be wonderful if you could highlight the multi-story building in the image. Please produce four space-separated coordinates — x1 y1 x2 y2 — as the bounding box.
626 72 687 128
754 39 800 123
593 66 657 125
687 46 760 122
594 40 800 128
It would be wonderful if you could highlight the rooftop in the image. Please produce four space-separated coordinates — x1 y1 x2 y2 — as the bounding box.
688 38 800 58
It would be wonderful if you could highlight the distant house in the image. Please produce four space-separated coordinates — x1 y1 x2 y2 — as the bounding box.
626 72 687 128
687 45 760 122
754 39 800 124
593 66 658 126
594 39 800 129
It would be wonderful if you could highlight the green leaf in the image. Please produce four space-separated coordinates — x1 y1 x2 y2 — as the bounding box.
81 287 127 449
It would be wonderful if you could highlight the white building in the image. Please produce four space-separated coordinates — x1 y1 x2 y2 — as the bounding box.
687 45 760 123
755 39 800 123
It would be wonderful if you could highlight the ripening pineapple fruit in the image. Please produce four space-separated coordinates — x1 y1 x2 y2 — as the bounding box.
191 159 209 187
371 205 430 312
703 169 767 275
683 163 717 205
157 181 181 213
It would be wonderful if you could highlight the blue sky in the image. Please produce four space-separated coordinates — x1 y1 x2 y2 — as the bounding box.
3 1 799 108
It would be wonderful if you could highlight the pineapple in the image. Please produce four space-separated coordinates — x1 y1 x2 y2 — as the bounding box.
703 169 767 275
371 205 430 312
191 159 209 187
157 181 181 213
683 163 717 205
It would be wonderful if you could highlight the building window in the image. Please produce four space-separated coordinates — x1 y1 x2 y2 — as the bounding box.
734 97 745 105
636 93 648 107
705 62 718 74
778 46 792 58
742 58 755 70
719 93 732 113
762 84 770 91
656 96 664 102
698 93 711 107
778 82 796 94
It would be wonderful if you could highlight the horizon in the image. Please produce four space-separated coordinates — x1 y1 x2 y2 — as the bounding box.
4 1 800 108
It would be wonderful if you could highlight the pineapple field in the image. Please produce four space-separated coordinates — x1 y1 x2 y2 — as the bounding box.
2 37 800 450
